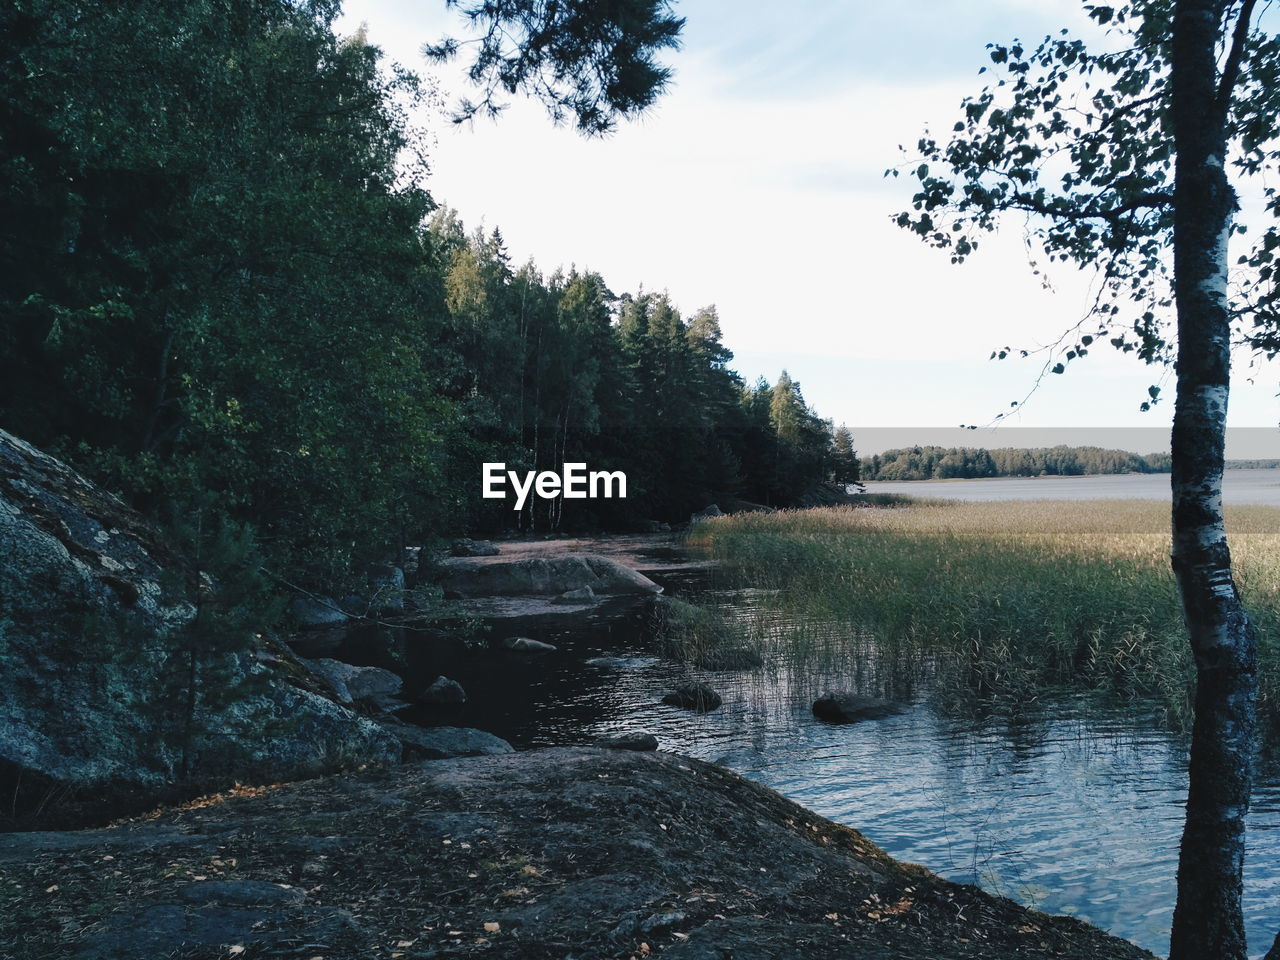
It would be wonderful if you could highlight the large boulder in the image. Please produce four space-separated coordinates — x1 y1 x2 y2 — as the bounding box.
441 554 662 598
0 429 399 810
302 658 403 705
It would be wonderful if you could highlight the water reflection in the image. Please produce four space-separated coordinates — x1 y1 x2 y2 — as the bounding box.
294 589 1280 958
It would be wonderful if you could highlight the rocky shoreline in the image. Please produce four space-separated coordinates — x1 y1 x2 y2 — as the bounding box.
0 748 1156 960
0 430 1170 958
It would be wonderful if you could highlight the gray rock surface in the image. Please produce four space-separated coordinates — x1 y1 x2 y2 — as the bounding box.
302 658 403 705
553 585 596 604
0 428 398 805
811 692 907 724
0 748 1157 960
690 503 724 523
381 724 514 760
441 554 662 598
74 880 362 959
451 537 501 557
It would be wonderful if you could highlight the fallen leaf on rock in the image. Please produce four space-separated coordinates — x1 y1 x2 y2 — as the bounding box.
483 922 500 933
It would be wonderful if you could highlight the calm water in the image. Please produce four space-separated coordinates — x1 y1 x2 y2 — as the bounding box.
300 581 1280 958
863 467 1280 507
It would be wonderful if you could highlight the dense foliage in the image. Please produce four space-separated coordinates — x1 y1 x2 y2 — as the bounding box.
862 445 1172 480
0 0 840 591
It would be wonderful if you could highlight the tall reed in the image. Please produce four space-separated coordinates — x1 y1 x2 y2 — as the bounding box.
688 500 1280 738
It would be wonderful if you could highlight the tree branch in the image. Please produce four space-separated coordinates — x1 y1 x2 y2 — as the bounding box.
1217 0 1258 113
1009 190 1174 223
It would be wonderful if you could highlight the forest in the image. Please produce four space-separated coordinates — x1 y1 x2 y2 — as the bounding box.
861 445 1173 480
0 0 846 592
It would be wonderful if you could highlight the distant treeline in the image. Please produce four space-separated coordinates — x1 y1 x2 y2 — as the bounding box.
861 446 1173 481
1225 460 1280 469
0 1 853 589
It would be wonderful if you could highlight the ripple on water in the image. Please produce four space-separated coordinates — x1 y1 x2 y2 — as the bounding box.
307 588 1280 958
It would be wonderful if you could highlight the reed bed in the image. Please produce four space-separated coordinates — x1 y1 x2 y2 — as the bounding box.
688 499 1280 739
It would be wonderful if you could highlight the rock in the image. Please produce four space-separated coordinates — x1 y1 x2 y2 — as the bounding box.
74 883 363 959
639 910 687 935
382 724 514 760
811 692 907 724
302 658 403 705
451 537 501 557
502 636 557 653
0 428 399 811
662 684 722 712
598 732 659 751
289 595 349 627
690 503 723 523
1265 931 1280 960
419 675 467 705
553 585 595 604
367 563 405 614
642 519 671 533
1 747 1158 960
440 554 662 598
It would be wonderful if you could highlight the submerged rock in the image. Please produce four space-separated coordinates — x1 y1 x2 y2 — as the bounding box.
451 537 501 557
598 732 659 751
502 636 557 654
662 683 722 712
812 692 907 724
419 675 467 705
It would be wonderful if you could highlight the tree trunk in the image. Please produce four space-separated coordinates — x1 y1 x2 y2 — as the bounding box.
1168 3 1259 958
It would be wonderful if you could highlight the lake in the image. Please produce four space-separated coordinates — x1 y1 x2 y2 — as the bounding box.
862 467 1280 508
297 546 1280 959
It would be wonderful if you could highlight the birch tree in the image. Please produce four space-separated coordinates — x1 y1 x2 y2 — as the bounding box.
896 2 1275 956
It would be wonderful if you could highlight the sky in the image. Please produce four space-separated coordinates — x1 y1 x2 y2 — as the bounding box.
336 0 1280 455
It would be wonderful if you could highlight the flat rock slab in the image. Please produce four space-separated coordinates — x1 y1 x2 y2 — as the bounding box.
380 724 514 760
0 748 1155 960
440 553 662 598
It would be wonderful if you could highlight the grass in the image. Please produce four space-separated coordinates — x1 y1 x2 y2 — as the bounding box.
687 499 1280 740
